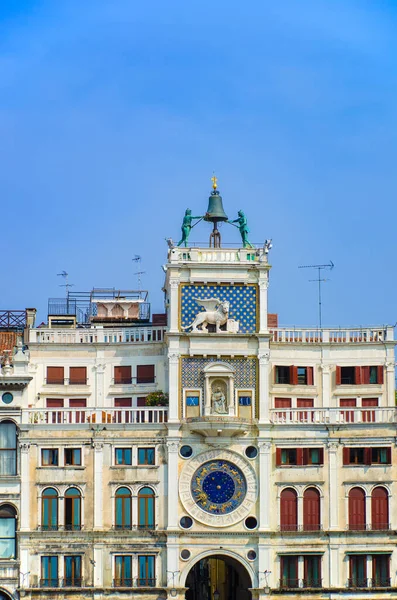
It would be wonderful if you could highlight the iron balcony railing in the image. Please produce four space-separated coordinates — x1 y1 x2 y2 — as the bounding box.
279 578 322 589
278 524 323 532
111 376 156 385
38 578 84 588
347 523 391 532
347 578 391 589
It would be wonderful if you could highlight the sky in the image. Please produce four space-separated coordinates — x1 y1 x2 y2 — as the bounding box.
1 0 397 327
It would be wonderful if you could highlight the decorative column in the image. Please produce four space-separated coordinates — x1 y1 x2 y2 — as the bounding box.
93 546 103 587
168 352 180 421
386 361 395 407
328 442 339 530
258 352 270 423
258 275 269 334
19 442 30 531
93 363 106 408
167 441 179 529
169 279 180 333
93 442 104 530
258 442 271 531
321 364 332 408
328 545 339 587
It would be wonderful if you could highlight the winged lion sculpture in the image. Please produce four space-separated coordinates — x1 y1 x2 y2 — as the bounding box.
182 297 229 333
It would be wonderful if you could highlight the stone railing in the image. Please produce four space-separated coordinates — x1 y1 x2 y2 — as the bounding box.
270 326 394 344
270 407 397 425
169 246 268 264
29 326 166 344
22 407 168 425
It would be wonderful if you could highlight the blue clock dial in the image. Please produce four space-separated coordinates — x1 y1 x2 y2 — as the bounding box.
191 460 247 515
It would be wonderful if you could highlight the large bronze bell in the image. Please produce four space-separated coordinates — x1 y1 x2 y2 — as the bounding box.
204 191 228 223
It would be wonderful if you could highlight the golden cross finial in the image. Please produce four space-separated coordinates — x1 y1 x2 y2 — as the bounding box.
211 173 218 190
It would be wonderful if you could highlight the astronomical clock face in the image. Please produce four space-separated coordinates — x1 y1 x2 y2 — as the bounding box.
179 449 257 527
191 460 247 515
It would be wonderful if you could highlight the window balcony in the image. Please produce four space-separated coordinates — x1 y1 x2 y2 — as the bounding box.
347 523 391 532
136 578 156 587
113 578 133 587
279 579 322 590
370 577 391 588
62 577 83 587
270 326 393 344
278 524 323 533
347 578 369 589
111 376 156 386
40 578 60 588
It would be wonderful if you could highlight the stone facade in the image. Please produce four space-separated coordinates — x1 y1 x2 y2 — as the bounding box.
0 244 395 600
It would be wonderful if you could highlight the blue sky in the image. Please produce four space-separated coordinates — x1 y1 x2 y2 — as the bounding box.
1 0 397 327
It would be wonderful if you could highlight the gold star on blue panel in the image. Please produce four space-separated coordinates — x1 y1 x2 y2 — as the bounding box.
181 285 257 333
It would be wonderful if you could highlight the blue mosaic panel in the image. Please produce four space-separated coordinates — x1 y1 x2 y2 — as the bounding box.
181 284 257 334
181 357 257 392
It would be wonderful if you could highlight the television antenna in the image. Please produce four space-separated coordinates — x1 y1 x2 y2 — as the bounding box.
298 261 334 328
132 255 146 291
57 271 74 297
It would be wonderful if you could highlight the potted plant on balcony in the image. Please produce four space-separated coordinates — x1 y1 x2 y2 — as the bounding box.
145 391 169 406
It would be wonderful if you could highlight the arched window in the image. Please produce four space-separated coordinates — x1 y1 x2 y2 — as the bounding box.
349 487 366 531
115 487 131 530
0 504 16 559
303 488 321 531
0 421 17 476
42 488 58 530
280 488 297 532
138 487 155 530
65 488 81 530
371 487 389 530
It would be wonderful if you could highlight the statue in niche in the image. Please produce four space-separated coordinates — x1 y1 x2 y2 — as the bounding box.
211 383 228 414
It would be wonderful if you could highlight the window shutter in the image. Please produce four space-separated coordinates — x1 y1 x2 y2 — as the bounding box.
343 447 350 465
274 367 278 384
355 367 362 385
115 398 132 407
297 448 304 466
47 366 64 383
69 367 87 384
46 398 64 407
136 365 155 384
377 366 384 385
361 366 370 384
365 447 372 465
69 398 86 407
290 366 298 385
386 447 391 464
319 447 324 465
302 448 309 465
137 397 147 407
307 367 314 386
114 366 131 383
336 366 341 386
276 448 282 466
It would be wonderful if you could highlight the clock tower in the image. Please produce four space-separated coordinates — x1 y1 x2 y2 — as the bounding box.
163 181 272 599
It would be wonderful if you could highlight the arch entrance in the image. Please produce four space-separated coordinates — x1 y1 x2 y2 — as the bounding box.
0 591 13 600
185 554 252 600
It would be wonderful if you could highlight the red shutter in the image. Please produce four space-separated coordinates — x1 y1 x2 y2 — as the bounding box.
377 366 384 385
137 397 147 407
348 487 366 530
336 366 341 386
115 398 132 407
318 448 324 465
47 366 64 384
297 448 304 466
69 398 86 407
136 364 155 384
69 366 87 384
114 366 132 384
364 447 372 465
303 487 320 531
361 366 370 384
302 448 309 465
46 398 64 407
355 366 362 385
290 366 298 385
343 447 350 465
307 367 314 385
386 447 391 464
280 488 297 531
371 487 388 530
276 448 282 466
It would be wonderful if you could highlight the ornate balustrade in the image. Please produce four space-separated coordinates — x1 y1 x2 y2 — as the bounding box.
22 407 168 425
29 326 166 344
270 407 397 425
270 326 393 343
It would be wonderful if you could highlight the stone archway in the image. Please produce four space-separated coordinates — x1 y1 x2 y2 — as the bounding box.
0 591 13 600
185 554 252 600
